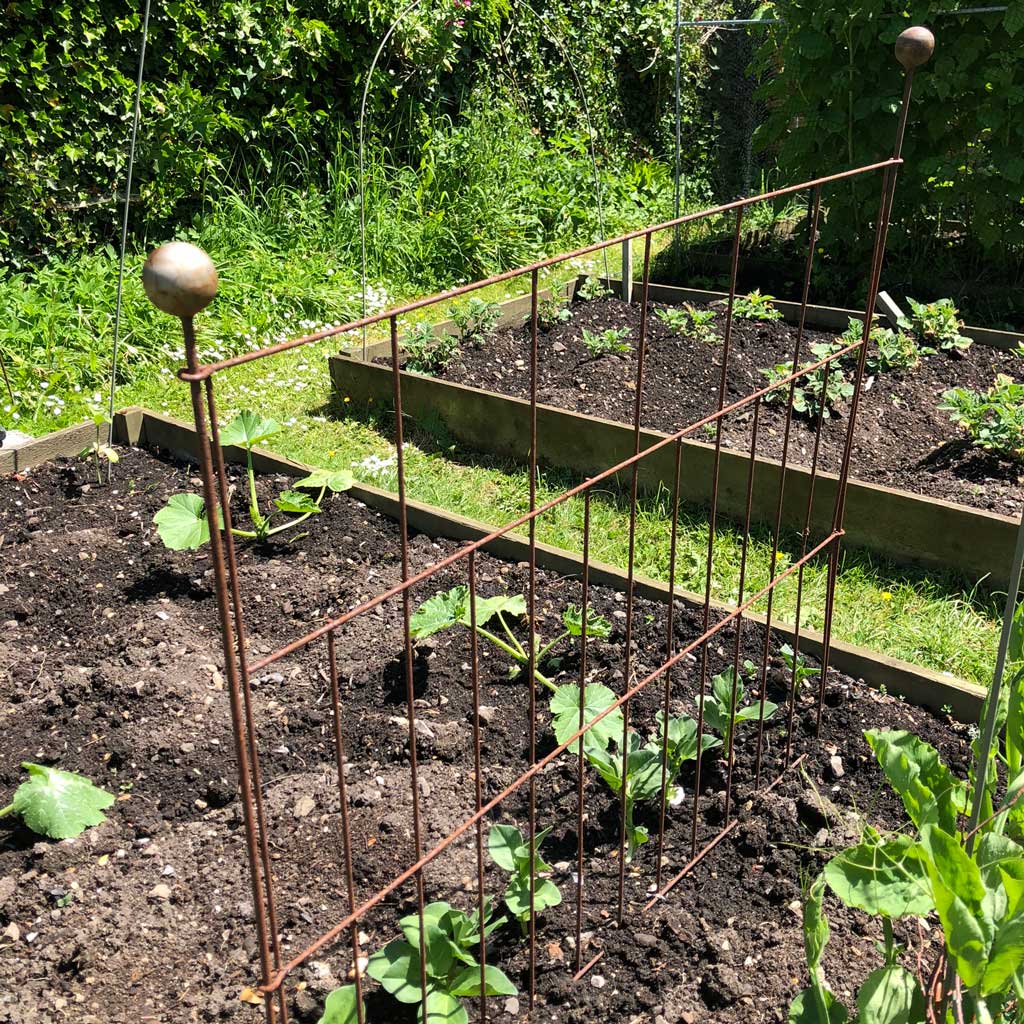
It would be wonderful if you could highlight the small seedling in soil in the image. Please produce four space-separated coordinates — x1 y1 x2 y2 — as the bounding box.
365 900 515 1024
724 289 783 322
404 322 459 375
536 295 573 331
655 305 719 345
153 410 353 549
0 762 115 839
79 410 118 484
702 664 778 759
410 586 621 750
760 344 854 420
780 644 820 691
577 275 612 301
898 296 971 354
840 316 920 375
488 823 561 933
448 297 501 349
940 374 1024 461
581 327 631 358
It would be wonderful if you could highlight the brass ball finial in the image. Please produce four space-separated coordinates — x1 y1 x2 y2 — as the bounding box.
142 241 218 318
895 26 935 71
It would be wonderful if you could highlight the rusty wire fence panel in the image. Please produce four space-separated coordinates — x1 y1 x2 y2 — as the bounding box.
144 33 935 1024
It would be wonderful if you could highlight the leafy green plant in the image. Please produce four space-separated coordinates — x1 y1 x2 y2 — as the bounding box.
648 709 722 779
581 326 632 357
655 304 719 344
488 824 561 932
79 409 119 484
760 346 854 420
404 322 460 375
537 296 573 331
0 762 115 839
365 901 515 1024
840 317 921 375
940 375 1024 462
448 298 501 349
726 289 783 322
899 297 972 355
790 601 1024 1023
153 410 353 549
577 276 613 301
780 644 821 691
702 663 778 758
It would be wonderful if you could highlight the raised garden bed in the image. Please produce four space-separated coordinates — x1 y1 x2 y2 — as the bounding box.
0 415 982 1023
330 286 1022 587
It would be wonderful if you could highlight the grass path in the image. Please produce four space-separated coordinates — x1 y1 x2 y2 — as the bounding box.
114 283 1001 688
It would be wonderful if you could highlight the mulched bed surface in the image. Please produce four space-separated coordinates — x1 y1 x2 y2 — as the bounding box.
403 296 1023 516
0 447 970 1023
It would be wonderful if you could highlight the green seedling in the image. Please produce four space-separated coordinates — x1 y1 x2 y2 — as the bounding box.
365 901 515 1024
581 327 631 357
537 295 573 330
761 343 854 420
488 824 561 933
646 710 722 782
577 275 612 301
940 374 1024 462
655 304 719 344
404 322 460 375
79 409 118 484
780 644 821 691
702 664 778 758
840 316 920 375
448 297 501 349
899 296 971 354
153 410 353 549
725 289 783 322
410 586 621 752
0 762 115 839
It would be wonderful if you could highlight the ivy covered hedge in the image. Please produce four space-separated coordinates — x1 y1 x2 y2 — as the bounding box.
0 0 730 266
753 2 1024 300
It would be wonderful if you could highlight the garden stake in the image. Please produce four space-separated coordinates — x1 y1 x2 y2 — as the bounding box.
154 33 932 1006
617 230 653 924
754 184 821 787
388 312 432 1024
692 205 744 859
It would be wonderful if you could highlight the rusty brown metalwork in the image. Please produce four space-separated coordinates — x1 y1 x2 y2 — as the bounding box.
144 37 930 1019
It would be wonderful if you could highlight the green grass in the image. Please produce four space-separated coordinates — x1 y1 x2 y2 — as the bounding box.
118 321 1002 688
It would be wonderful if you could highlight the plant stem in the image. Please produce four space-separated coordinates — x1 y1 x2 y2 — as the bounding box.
265 485 327 537
0 803 15 818
536 630 569 663
471 625 556 692
495 611 527 659
245 448 265 536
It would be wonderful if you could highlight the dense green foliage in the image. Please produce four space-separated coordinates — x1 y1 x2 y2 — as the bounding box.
1 0 729 264
752 2 1024 315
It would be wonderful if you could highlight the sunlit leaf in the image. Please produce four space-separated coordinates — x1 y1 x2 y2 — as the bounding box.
219 409 281 449
4 762 115 839
153 493 221 550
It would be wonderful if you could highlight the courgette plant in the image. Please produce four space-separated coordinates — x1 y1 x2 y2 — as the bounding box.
790 601 1024 1023
409 586 623 753
153 410 353 550
0 762 115 839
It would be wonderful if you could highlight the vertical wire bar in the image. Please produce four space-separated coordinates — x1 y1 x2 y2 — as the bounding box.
203 378 288 1024
527 268 539 1008
327 632 365 1024
754 185 822 787
574 490 591 974
724 398 760 823
179 322 277 1024
467 551 488 1024
814 541 841 735
389 314 430 1024
655 438 684 889
784 358 832 763
616 231 653 924
691 206 744 857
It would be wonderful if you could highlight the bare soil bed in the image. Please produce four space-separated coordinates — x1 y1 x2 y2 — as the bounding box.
0 447 970 1023
396 296 1023 516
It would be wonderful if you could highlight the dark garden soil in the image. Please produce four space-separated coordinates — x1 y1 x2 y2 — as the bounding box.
404 296 1023 516
0 447 973 1024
